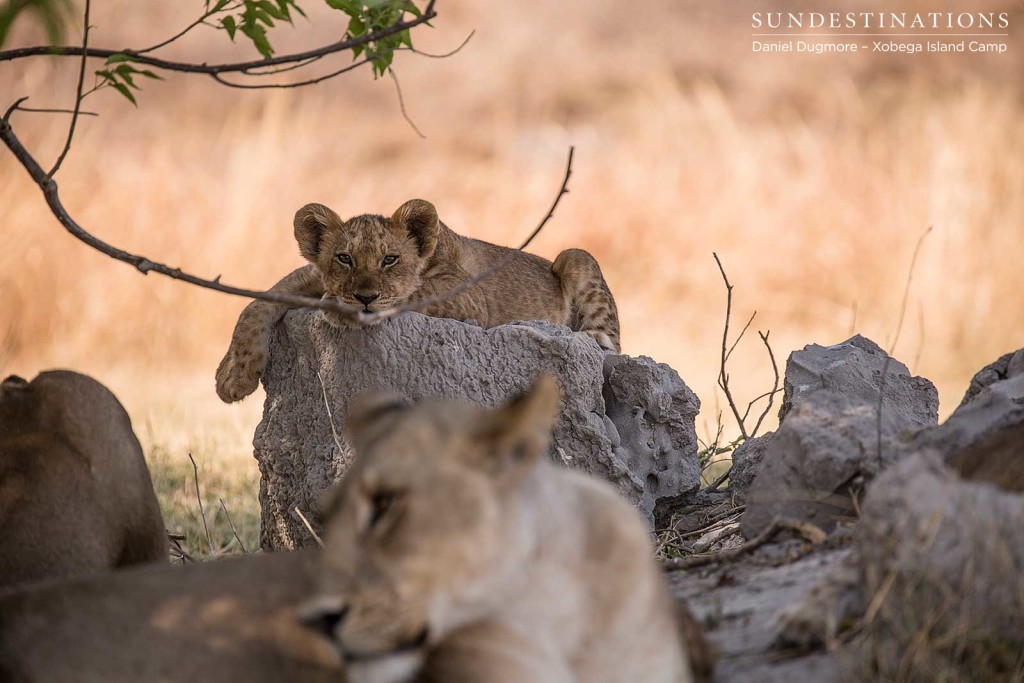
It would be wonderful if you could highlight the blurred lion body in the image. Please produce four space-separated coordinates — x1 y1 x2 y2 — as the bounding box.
302 377 703 683
0 370 167 590
216 199 619 402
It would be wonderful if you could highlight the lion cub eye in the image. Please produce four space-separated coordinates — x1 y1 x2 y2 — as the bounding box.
381 254 399 268
337 253 352 266
367 491 396 531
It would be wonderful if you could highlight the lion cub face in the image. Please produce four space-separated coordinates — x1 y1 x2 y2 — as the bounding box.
293 199 441 327
302 377 560 675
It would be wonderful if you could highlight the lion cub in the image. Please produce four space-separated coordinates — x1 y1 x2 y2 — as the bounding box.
301 377 699 683
216 200 619 402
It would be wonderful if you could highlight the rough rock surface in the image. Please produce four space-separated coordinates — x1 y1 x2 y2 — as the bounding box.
603 354 702 520
958 348 1024 408
738 335 938 536
778 334 938 428
898 346 1024 471
740 391 918 538
255 310 700 549
727 432 773 504
854 454 1024 672
672 545 850 683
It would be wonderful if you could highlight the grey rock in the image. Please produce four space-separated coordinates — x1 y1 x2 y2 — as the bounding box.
255 310 700 549
672 546 851 683
899 347 1024 469
958 348 1024 408
603 354 701 522
741 391 917 538
728 432 773 503
855 453 1024 673
778 334 938 429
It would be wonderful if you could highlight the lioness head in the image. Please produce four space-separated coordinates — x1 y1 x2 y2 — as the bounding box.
301 377 561 674
294 199 440 326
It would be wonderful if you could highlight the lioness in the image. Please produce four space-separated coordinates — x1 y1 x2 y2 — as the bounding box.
215 200 620 402
301 376 701 683
0 371 167 590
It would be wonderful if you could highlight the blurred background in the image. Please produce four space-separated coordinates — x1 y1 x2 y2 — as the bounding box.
1 0 1021 550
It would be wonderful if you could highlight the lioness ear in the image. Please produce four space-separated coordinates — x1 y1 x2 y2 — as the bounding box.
474 375 561 476
294 203 342 262
346 390 411 454
391 199 439 259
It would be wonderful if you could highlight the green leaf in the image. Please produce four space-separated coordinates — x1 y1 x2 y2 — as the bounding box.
105 53 135 65
137 69 164 80
221 15 237 40
240 22 273 58
115 64 138 87
212 0 233 11
110 82 138 106
347 15 366 36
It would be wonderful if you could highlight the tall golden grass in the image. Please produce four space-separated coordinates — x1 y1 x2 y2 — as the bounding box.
1 0 1022 486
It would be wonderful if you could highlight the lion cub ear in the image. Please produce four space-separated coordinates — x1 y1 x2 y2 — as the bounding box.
391 199 439 259
294 203 343 262
473 375 561 478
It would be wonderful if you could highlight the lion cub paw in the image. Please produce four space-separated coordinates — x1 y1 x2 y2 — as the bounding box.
585 330 618 353
215 349 265 403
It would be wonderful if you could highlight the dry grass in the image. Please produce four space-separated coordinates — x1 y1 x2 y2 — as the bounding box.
2 0 1023 540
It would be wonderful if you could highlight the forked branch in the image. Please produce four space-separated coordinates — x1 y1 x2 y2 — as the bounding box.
0 107 573 323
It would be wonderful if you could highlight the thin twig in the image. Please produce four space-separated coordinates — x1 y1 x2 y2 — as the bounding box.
388 66 425 139
168 534 197 563
406 29 475 58
888 226 933 355
188 452 216 556
749 329 780 437
211 57 370 89
725 311 756 363
219 498 248 554
47 0 90 178
14 105 99 117
713 253 748 439
0 2 438 76
317 370 344 455
661 518 824 571
294 506 324 547
705 464 732 493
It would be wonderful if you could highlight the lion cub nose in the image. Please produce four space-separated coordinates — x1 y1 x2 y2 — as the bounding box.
300 600 350 639
355 293 380 306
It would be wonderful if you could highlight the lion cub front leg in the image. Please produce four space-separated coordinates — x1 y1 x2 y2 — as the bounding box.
215 264 324 403
418 621 576 683
551 248 620 352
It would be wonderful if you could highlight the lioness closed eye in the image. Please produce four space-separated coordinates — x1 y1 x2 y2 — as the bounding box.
215 199 619 402
301 376 701 683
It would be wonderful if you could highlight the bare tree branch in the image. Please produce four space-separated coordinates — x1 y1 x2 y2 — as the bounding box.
47 0 89 178
713 252 749 440
0 2 437 76
0 108 572 325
